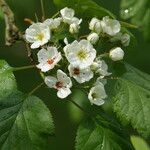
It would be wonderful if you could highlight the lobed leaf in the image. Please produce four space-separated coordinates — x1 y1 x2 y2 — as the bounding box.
0 60 55 150
75 116 134 150
113 64 150 138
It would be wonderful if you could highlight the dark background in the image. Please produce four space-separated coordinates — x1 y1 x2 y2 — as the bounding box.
0 0 150 149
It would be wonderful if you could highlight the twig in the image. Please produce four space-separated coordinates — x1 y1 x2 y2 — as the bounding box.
0 0 21 45
28 82 45 96
120 21 139 29
69 99 89 115
13 65 36 71
40 0 45 21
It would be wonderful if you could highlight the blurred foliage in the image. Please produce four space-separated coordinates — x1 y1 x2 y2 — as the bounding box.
0 0 150 149
120 0 150 42
131 135 150 150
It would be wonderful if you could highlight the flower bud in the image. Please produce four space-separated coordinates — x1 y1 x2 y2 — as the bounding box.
69 23 79 34
101 16 121 36
109 47 124 61
87 33 99 44
121 33 130 47
89 18 102 34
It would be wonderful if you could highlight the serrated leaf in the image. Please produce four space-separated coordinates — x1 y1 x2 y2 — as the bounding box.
75 117 133 150
53 0 115 19
131 135 150 150
120 0 150 41
0 60 55 149
113 64 150 138
0 92 54 150
0 60 17 98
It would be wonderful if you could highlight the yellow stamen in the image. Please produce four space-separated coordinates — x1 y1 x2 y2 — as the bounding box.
36 33 44 41
77 50 87 60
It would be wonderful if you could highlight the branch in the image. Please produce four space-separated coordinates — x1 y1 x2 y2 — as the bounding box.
0 0 22 46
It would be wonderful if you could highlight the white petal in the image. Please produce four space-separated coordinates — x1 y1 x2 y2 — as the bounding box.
57 70 72 88
37 48 48 62
45 76 57 88
64 37 69 45
31 41 41 49
36 63 54 72
57 88 71 99
88 84 107 106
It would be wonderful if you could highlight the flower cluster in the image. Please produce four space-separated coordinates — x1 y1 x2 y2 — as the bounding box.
25 7 130 106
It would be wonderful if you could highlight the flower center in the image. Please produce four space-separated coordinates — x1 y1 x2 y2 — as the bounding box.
77 50 87 60
55 81 63 89
36 33 44 41
92 93 97 100
47 59 54 65
73 68 80 75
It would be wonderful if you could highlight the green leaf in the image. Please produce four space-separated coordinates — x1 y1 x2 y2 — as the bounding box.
113 64 150 138
120 0 150 41
75 116 134 150
0 60 55 149
0 60 17 98
0 92 54 150
131 135 150 150
53 0 115 19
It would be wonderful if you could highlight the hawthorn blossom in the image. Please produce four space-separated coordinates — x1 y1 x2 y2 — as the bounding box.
89 18 102 34
25 23 50 49
110 32 130 47
64 40 96 69
87 33 99 44
60 7 82 25
68 64 93 83
36 47 61 72
44 17 62 30
45 70 72 99
60 7 75 24
88 82 107 106
109 47 124 61
101 16 121 36
69 23 80 34
91 59 111 77
121 33 130 47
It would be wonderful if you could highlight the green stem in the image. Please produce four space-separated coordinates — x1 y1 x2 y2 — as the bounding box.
28 82 45 95
39 71 45 80
69 99 88 114
52 12 59 19
13 65 36 71
40 0 45 21
120 21 138 29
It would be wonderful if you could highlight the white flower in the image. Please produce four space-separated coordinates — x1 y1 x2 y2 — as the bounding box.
101 16 121 36
89 18 102 34
36 47 61 72
25 23 50 49
44 17 62 30
87 33 99 44
69 23 80 34
91 59 111 77
110 32 130 47
95 77 107 86
71 17 82 25
88 82 107 106
64 40 96 69
121 33 130 47
110 32 122 42
45 70 72 99
60 7 82 25
60 7 75 24
109 47 124 61
68 64 93 83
